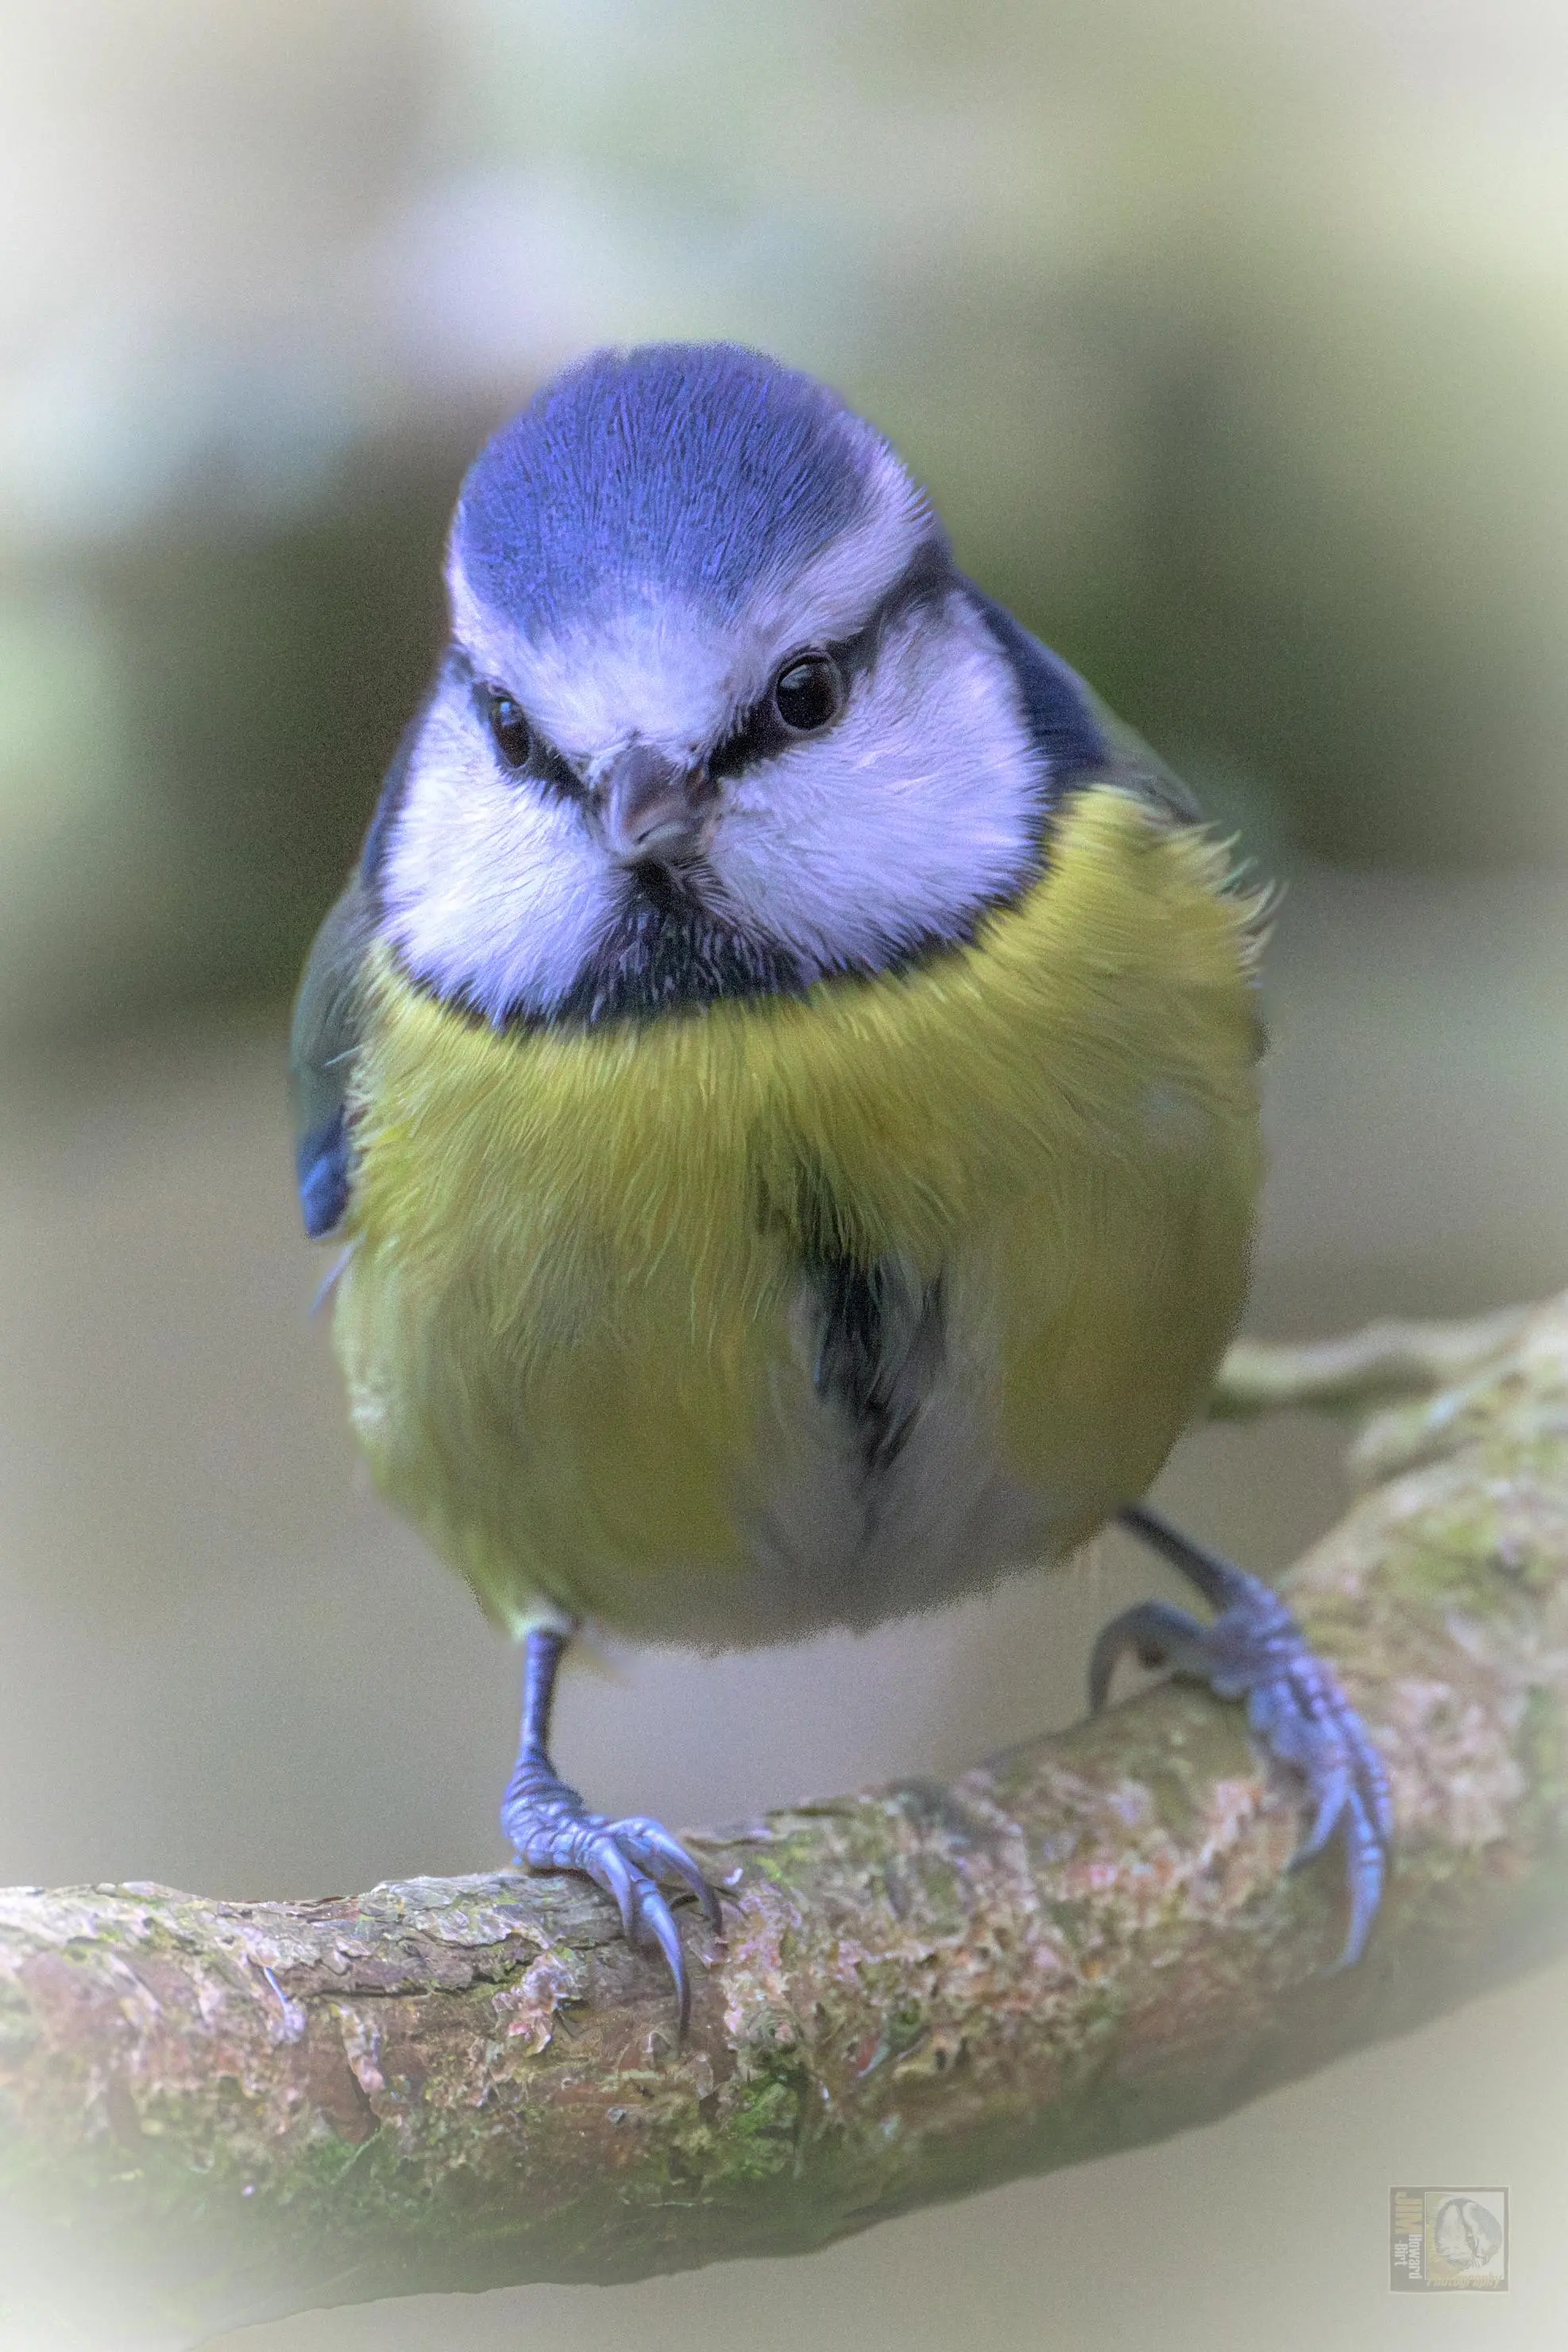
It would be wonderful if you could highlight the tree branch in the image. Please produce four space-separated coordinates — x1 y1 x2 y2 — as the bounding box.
5 1295 1568 2346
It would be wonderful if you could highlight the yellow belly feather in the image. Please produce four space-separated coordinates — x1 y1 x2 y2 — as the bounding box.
334 787 1265 1642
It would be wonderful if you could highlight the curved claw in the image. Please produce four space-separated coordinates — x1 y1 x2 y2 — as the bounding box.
631 1877 693 2039
1292 1759 1351 1865
1094 1523 1394 1967
581 1829 640 1942
501 1773 722 2035
613 1816 726 1933
1088 1599 1199 1714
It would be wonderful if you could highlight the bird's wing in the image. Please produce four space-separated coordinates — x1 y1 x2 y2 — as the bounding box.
289 869 378 1239
289 702 434 1240
967 588 1201 826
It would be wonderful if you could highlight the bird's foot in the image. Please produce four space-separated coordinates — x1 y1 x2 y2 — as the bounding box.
501 1753 722 2034
1095 1505 1393 1965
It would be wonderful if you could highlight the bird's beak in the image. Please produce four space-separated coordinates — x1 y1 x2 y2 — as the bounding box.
597 742 711 867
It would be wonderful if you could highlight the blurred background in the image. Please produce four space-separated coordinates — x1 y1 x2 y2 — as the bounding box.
2 1 1567 2346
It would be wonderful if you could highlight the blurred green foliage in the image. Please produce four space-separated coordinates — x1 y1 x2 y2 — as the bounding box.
91 450 461 1019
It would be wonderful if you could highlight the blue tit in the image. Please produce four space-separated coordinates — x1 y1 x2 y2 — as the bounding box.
291 343 1389 2026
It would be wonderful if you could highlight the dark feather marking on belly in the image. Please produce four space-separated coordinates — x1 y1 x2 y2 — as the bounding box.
762 1157 946 1479
811 1255 946 1476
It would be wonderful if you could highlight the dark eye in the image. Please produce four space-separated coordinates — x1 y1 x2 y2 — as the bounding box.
486 690 533 769
770 652 843 735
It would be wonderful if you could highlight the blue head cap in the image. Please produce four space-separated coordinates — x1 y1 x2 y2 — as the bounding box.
375 343 1062 1034
451 343 925 638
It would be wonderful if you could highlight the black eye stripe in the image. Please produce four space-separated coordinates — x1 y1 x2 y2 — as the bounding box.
445 533 952 799
709 651 847 779
716 631 878 777
707 540 952 783
469 674 583 799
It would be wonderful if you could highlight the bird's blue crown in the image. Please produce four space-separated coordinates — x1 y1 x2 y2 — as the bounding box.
452 343 906 634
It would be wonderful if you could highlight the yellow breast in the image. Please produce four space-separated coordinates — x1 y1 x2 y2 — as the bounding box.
332 786 1265 1642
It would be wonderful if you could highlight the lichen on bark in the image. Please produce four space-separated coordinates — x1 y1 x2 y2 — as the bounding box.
4 1293 1568 2346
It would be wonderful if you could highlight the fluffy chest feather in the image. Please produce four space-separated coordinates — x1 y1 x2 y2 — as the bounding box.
333 788 1265 1642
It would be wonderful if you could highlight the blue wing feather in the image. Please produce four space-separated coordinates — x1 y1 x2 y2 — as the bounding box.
288 704 430 1239
295 1101 353 1241
289 876 376 1239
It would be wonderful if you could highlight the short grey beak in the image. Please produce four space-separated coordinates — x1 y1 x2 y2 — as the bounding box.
599 742 708 865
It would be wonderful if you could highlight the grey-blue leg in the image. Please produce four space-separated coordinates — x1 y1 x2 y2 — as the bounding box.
500 1628 722 2034
1094 1503 1392 1965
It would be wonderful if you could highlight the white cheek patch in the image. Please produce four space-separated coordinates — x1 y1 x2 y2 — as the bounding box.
378 697 616 1022
709 595 1045 975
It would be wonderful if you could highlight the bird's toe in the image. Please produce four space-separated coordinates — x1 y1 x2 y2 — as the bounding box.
1090 1556 1392 1966
501 1771 721 2033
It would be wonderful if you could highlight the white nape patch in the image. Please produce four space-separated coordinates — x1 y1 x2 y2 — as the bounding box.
377 688 617 1022
708 592 1044 974
444 442 932 771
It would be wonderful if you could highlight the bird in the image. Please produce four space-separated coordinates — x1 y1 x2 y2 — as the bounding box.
292 342 1390 2030
1431 2196 1504 2275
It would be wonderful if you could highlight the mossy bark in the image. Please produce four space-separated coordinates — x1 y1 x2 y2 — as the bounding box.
4 1296 1568 2346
